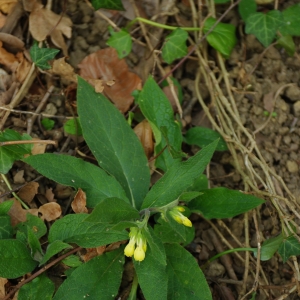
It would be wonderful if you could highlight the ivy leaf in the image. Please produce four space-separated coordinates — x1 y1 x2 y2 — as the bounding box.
278 236 300 263
41 118 55 130
90 0 124 10
64 118 83 136
203 17 236 57
277 35 295 56
107 27 132 58
30 43 59 70
245 10 284 47
0 129 32 174
162 28 188 64
238 0 257 22
279 4 300 36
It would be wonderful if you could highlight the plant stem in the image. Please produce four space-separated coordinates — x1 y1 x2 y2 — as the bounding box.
126 17 200 32
128 271 139 300
1 174 29 209
0 140 56 147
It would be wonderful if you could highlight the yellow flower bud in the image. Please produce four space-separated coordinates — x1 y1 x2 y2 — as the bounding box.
182 216 192 227
134 246 145 261
175 206 185 212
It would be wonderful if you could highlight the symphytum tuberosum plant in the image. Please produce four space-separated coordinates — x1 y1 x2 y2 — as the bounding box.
0 77 264 299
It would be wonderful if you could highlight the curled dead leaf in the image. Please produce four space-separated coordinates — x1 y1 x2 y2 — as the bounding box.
18 181 39 204
134 119 154 159
78 48 142 113
51 57 77 84
81 246 106 262
71 188 88 214
38 202 61 221
0 0 17 14
8 199 38 226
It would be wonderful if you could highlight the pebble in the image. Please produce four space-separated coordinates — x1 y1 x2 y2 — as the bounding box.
293 101 300 117
286 160 299 173
285 85 300 102
43 103 57 116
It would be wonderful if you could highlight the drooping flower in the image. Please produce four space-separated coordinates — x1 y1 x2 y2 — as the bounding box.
169 206 192 227
124 227 147 261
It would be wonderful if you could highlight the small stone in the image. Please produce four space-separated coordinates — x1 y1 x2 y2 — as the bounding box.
43 103 57 116
285 86 300 102
286 160 299 173
293 101 300 117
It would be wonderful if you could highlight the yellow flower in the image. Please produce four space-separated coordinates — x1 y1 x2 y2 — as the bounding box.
124 243 135 257
134 246 145 261
169 206 192 227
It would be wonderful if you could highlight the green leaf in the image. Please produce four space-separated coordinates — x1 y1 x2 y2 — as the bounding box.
48 214 128 248
279 4 300 36
188 187 264 219
184 126 228 151
41 118 55 130
277 35 295 56
29 43 59 70
203 17 236 57
24 154 128 208
245 10 284 47
16 214 47 239
143 226 166 266
253 234 283 261
238 0 257 22
165 244 212 300
39 241 72 266
53 248 124 300
62 255 83 267
84 197 139 224
0 200 14 215
0 215 13 239
178 191 203 202
134 246 168 300
18 274 54 300
90 0 124 10
187 174 208 191
214 0 230 3
0 129 32 174
64 118 83 136
107 27 132 58
278 236 300 263
0 239 38 278
142 140 218 209
77 77 150 209
162 28 188 64
138 76 182 171
26 226 43 262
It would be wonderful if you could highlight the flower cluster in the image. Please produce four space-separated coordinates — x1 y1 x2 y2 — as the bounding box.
124 227 147 261
169 206 192 227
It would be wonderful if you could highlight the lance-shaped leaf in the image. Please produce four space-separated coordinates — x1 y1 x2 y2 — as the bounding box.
142 140 218 209
77 77 150 209
24 154 128 208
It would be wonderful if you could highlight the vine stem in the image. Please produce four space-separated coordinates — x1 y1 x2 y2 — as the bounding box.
3 246 82 300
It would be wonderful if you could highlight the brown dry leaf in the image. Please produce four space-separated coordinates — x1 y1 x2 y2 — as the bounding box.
14 52 31 83
22 0 38 12
0 40 16 70
0 0 17 13
31 138 47 155
86 78 105 93
0 277 7 298
45 188 56 202
263 91 275 112
29 4 72 56
51 57 76 84
78 48 142 113
18 182 39 204
0 11 6 28
81 246 106 262
8 199 38 226
134 119 154 159
0 33 24 50
13 170 25 184
38 202 61 221
71 188 88 213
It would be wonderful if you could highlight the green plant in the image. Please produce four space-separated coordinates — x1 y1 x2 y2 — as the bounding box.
0 77 265 299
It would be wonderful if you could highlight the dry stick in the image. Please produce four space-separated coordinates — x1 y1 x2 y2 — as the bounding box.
3 246 82 300
0 140 56 147
0 107 72 119
158 0 242 85
0 63 36 130
27 85 55 135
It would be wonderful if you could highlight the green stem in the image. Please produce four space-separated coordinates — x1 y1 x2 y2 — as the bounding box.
128 272 139 300
126 17 200 32
1 173 29 209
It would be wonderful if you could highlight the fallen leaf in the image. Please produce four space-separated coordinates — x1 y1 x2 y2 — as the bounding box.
0 40 16 70
13 170 25 184
17 182 39 204
78 48 142 113
71 188 88 213
81 246 106 262
31 138 47 155
38 202 61 221
51 57 77 84
29 4 72 56
45 188 56 202
14 52 31 83
0 0 17 14
0 277 7 298
134 119 154 159
8 199 38 226
0 12 6 28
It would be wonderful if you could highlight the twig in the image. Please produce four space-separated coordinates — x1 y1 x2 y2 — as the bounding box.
0 140 56 147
